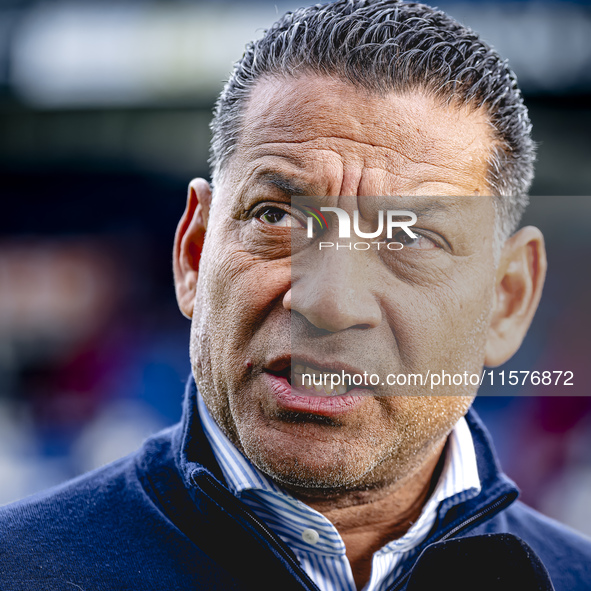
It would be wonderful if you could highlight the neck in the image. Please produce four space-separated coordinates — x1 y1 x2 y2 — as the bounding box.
291 440 447 590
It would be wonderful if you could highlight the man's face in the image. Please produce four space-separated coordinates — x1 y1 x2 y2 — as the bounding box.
191 75 498 493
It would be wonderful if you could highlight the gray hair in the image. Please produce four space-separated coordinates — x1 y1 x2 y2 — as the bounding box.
210 0 535 239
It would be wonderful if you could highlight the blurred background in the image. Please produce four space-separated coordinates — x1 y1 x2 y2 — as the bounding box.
1 0 591 535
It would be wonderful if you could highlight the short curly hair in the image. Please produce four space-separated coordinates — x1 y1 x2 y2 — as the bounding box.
210 0 535 239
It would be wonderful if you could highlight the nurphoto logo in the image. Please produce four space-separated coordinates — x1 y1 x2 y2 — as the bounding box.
303 206 418 251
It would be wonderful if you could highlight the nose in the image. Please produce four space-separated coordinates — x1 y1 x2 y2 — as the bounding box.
284 251 382 332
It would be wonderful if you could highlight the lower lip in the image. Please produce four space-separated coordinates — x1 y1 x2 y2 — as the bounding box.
265 373 367 416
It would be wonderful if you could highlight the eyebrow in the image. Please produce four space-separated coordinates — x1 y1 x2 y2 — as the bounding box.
256 172 318 197
403 200 457 218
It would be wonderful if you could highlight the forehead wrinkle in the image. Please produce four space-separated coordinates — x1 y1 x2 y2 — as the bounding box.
242 76 491 165
244 157 482 201
232 75 492 203
247 135 472 169
244 137 485 192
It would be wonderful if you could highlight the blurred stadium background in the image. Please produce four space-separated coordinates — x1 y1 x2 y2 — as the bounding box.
1 0 591 535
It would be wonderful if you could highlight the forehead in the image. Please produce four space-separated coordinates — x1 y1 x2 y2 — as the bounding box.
229 74 493 197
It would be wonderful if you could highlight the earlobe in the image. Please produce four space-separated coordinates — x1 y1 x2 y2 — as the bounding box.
484 226 547 367
173 178 212 319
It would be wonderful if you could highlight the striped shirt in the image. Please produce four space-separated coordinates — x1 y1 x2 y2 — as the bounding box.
197 394 481 591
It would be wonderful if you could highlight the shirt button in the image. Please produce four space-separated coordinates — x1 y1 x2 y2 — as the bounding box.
302 528 320 545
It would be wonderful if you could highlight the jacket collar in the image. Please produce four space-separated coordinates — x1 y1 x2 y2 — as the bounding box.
431 408 519 538
175 375 227 485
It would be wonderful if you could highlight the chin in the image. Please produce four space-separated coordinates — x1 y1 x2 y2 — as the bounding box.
240 434 380 490
258 460 363 491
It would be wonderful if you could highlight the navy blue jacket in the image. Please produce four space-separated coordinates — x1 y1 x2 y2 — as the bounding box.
1 379 590 590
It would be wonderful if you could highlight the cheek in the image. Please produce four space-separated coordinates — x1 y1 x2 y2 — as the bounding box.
389 264 495 375
190 233 291 436
193 238 291 369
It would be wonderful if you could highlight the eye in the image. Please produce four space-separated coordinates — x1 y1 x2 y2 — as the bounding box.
393 230 440 250
256 206 304 228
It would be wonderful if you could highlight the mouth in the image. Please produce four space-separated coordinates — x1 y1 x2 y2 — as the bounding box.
263 360 368 416
265 361 364 397
262 355 371 416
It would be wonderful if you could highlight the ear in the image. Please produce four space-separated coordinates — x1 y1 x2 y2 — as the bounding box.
173 178 212 319
484 226 547 367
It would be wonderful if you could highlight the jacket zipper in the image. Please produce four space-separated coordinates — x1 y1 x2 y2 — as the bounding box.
197 472 321 591
386 494 513 591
